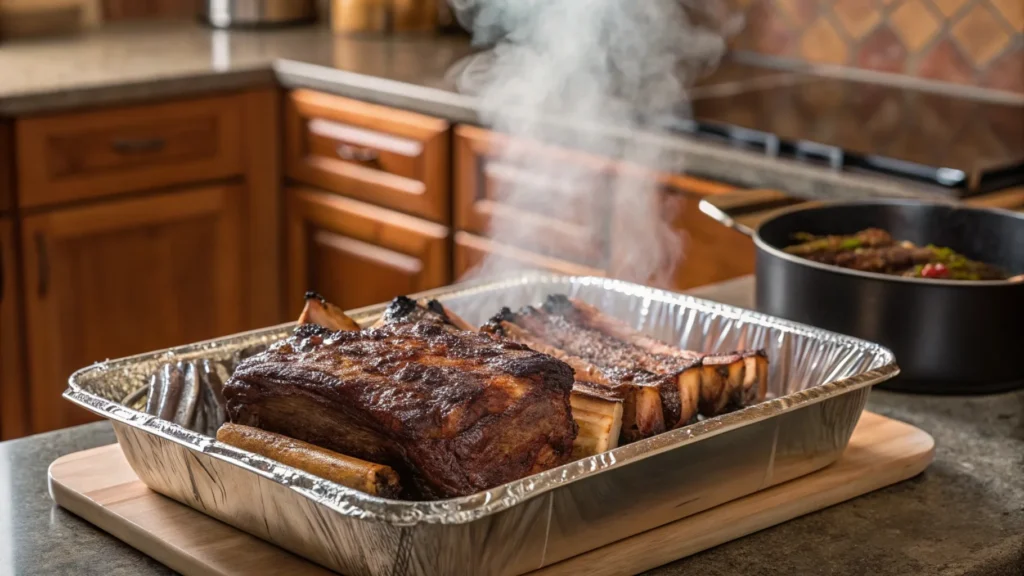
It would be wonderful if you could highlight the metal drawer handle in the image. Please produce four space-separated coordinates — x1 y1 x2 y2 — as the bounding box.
111 138 167 154
335 143 379 164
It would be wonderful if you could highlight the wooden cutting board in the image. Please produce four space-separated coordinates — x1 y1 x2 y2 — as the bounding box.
49 412 934 576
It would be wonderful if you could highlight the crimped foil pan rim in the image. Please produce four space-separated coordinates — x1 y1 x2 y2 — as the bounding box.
64 273 898 526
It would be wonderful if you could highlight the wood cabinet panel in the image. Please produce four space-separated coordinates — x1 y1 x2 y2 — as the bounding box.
17 95 244 208
0 123 11 213
642 190 756 291
240 88 285 328
454 231 604 280
1 217 28 439
454 125 748 273
286 187 450 317
286 90 450 224
454 125 611 268
22 185 246 433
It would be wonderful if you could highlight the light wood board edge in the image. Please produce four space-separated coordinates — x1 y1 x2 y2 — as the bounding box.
535 412 935 575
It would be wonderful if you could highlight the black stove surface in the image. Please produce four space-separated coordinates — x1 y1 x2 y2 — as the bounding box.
667 75 1024 196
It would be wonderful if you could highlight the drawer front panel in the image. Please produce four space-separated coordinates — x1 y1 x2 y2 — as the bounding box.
286 90 450 224
17 95 244 207
454 126 611 268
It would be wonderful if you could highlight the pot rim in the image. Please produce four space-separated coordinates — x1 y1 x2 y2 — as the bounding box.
751 199 1024 288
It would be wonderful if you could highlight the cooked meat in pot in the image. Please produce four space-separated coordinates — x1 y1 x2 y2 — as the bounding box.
784 228 1012 280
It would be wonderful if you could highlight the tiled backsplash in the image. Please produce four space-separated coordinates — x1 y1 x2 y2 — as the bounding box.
729 0 1023 93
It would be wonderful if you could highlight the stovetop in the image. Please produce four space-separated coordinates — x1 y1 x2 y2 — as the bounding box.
661 72 1024 196
448 53 1024 197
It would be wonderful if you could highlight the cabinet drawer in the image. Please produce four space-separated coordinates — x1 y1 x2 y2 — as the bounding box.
454 231 604 281
17 95 244 208
286 187 450 316
286 90 450 224
454 125 612 268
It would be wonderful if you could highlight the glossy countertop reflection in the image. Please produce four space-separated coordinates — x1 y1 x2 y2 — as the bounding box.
690 75 1024 182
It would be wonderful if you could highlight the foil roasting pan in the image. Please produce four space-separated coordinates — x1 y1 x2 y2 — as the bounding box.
64 275 898 576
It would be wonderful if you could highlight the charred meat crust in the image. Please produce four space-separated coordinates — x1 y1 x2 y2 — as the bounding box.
483 314 671 442
487 297 769 440
381 295 420 324
543 296 768 402
377 296 474 331
224 321 577 500
490 304 695 426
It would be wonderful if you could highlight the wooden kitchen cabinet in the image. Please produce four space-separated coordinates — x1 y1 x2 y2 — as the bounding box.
286 90 450 224
456 125 755 289
286 186 450 317
454 231 605 280
1 122 11 212
1 217 28 439
652 188 756 291
16 95 244 208
454 125 611 268
21 185 246 433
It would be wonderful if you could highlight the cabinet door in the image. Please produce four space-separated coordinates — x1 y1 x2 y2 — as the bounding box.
1 122 11 212
1 217 28 439
658 189 755 291
22 185 245 433
286 187 449 317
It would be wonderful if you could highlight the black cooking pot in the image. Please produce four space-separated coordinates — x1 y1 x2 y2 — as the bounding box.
700 199 1024 394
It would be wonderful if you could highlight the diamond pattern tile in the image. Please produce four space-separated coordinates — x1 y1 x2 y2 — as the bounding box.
918 39 978 83
744 0 799 56
890 0 942 50
857 24 909 71
777 0 820 26
928 0 970 17
800 17 849 63
951 3 1012 65
729 0 1024 93
833 0 884 38
982 48 1024 93
988 0 1024 32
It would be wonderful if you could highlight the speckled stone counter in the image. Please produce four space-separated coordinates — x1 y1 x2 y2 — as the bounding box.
1 277 1020 575
0 22 971 203
0 23 474 116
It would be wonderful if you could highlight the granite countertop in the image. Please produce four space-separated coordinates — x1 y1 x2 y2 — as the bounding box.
0 22 978 203
0 23 477 118
0 276 1020 576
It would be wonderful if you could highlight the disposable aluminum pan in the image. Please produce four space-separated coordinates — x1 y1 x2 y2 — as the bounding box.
64 275 898 576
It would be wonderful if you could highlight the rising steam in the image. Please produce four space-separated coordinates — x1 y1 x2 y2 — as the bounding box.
452 0 741 285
